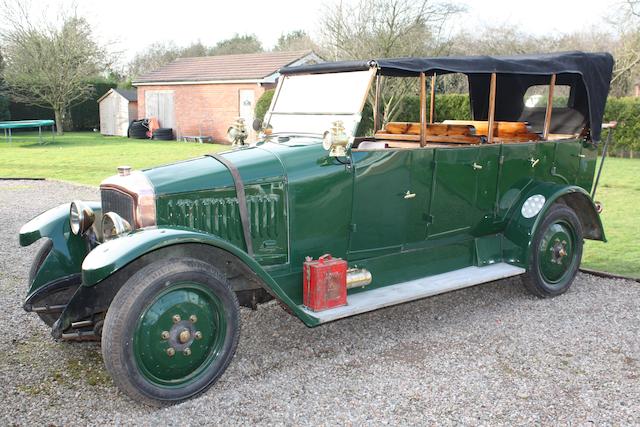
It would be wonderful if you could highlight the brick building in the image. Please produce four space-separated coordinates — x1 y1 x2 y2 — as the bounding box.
132 50 321 142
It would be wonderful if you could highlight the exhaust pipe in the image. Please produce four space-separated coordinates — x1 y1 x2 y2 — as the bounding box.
346 268 372 289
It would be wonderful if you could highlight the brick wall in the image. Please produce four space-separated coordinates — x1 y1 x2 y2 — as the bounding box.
137 83 268 143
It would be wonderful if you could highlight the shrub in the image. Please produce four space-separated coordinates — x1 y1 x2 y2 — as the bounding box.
358 94 472 135
391 94 472 122
255 89 275 123
603 97 640 154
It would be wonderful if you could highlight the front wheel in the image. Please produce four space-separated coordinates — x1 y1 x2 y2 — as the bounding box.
522 204 584 298
101 258 240 406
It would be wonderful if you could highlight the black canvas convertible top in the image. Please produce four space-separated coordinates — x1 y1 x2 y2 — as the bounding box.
280 51 614 140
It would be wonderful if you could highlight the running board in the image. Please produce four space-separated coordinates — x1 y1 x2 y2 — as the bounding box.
300 263 525 324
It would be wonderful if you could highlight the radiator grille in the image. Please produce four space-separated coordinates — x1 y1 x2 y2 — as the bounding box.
101 188 136 228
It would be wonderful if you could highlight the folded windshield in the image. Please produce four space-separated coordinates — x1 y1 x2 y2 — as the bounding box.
266 70 374 136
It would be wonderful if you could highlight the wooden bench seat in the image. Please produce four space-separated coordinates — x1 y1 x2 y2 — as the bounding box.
442 120 540 142
375 122 485 145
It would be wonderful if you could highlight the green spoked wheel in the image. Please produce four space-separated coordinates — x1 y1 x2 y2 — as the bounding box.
133 282 227 387
522 205 583 298
102 258 240 406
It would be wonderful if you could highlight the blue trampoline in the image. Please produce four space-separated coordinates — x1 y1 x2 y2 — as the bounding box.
0 119 56 144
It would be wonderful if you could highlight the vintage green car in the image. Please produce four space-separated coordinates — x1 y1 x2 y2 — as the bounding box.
20 51 614 405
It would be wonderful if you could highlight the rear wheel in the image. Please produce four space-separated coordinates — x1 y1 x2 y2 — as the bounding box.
101 258 240 406
522 204 583 297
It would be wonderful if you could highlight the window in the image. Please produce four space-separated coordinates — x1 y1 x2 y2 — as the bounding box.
523 85 572 108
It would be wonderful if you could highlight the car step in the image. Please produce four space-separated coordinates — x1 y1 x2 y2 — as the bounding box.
300 263 525 324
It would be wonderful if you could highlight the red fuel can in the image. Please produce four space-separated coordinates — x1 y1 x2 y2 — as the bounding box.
303 254 347 311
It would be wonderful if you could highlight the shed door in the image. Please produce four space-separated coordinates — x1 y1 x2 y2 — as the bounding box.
145 90 175 129
100 95 116 135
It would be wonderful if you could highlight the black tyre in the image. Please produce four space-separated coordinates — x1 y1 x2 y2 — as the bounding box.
152 128 173 140
101 258 240 406
128 120 149 139
521 204 583 298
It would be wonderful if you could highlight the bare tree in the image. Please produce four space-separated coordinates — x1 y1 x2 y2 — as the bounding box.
604 2 640 95
210 34 263 56
128 42 182 80
320 0 463 123
0 48 10 120
0 2 107 134
274 30 318 52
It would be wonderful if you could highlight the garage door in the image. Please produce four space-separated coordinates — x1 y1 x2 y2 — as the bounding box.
145 90 175 129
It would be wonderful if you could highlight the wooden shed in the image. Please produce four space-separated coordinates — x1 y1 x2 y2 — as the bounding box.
98 88 138 136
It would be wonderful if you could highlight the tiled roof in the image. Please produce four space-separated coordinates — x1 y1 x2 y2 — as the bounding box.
113 88 137 101
134 50 315 84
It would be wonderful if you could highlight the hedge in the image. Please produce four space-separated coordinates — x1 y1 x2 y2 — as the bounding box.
255 89 275 123
393 94 471 122
603 97 640 154
0 92 9 121
8 80 117 131
358 94 471 135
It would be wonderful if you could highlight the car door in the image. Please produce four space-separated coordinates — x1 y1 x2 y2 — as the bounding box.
348 150 412 259
553 140 582 185
404 148 434 246
495 142 537 220
427 146 480 239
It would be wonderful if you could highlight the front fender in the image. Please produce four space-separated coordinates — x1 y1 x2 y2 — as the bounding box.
502 183 605 268
19 202 100 296
81 227 316 326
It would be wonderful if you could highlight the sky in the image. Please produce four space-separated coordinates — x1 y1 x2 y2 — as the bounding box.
2 0 623 66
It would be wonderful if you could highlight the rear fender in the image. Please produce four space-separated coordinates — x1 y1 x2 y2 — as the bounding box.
19 202 101 297
53 227 314 337
502 183 604 268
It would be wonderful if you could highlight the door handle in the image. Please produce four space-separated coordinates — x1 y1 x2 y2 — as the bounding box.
472 162 483 170
404 191 416 199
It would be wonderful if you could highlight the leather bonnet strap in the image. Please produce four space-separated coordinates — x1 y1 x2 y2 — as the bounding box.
205 153 254 257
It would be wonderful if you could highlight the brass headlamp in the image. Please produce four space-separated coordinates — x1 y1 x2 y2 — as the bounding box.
322 120 350 157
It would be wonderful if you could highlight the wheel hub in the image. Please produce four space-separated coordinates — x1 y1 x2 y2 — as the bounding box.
162 319 199 354
550 238 568 264
179 329 191 344
539 221 576 284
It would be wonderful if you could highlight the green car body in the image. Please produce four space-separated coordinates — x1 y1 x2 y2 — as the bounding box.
21 136 604 329
19 51 613 405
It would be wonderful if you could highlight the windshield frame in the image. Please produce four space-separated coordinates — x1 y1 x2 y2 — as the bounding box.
264 68 376 137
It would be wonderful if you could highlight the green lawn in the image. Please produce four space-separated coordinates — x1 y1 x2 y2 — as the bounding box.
583 157 640 278
1 132 638 277
0 132 226 185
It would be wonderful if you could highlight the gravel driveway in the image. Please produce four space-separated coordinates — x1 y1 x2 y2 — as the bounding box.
1 179 639 425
